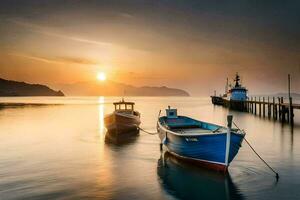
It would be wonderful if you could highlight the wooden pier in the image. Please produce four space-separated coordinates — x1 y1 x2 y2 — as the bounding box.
212 74 298 125
222 97 299 124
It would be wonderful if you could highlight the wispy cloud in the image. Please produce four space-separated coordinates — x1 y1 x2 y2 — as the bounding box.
67 37 111 46
10 53 61 64
8 19 112 47
10 52 98 65
55 56 98 65
113 70 164 80
118 12 135 19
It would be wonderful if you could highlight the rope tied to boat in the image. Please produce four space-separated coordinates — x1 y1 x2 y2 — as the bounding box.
138 126 158 135
232 121 279 180
136 110 161 135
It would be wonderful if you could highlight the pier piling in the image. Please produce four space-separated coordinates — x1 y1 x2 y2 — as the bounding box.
277 101 280 120
267 97 271 118
263 97 265 117
254 97 257 115
281 97 285 122
288 74 294 125
289 97 294 124
259 97 261 116
250 97 253 113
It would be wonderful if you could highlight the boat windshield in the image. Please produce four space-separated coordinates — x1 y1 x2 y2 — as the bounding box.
113 99 135 112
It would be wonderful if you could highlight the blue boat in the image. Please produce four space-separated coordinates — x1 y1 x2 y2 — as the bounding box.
157 107 245 172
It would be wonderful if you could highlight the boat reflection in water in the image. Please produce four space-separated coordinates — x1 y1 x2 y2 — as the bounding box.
157 152 244 200
105 130 139 145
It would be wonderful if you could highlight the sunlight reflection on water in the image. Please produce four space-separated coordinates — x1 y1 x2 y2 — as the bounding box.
0 97 299 200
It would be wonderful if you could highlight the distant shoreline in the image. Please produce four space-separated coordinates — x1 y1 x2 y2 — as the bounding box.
0 78 64 97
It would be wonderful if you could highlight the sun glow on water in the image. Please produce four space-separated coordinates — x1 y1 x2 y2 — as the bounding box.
98 96 105 135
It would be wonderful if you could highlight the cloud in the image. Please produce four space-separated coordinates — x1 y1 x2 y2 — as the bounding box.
113 70 164 80
8 19 112 47
118 12 135 19
55 56 98 65
9 53 61 64
10 52 97 65
67 37 111 46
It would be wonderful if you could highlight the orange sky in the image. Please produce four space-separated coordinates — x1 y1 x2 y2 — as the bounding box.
0 1 299 95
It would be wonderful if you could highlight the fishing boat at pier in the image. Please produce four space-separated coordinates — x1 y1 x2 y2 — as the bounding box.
211 73 248 110
228 73 248 101
104 99 141 134
157 106 245 172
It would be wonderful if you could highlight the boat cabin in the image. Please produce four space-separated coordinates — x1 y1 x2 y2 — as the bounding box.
113 99 135 114
230 88 247 101
166 106 178 119
229 73 248 101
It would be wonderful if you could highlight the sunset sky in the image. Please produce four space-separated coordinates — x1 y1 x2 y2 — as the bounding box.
0 0 299 95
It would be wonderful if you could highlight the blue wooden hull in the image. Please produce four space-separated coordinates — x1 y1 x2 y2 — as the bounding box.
158 115 245 172
163 132 243 164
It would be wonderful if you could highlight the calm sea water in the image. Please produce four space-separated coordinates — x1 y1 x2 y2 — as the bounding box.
0 97 300 200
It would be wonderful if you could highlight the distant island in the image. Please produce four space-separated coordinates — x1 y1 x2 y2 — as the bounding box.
0 78 189 97
0 78 64 96
55 80 190 96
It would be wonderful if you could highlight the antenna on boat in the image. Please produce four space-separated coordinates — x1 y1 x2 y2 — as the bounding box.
234 72 241 87
225 78 228 94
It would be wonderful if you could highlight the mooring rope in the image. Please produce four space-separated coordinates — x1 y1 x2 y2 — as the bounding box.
138 126 158 135
136 110 161 135
232 121 279 180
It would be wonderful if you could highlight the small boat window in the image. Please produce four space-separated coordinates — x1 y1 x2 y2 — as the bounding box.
113 100 135 112
116 104 133 110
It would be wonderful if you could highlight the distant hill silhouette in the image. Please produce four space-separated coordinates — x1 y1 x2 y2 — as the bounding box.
275 92 300 98
57 80 189 96
0 78 64 96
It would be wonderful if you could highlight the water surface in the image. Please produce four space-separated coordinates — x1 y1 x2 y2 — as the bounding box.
0 97 300 200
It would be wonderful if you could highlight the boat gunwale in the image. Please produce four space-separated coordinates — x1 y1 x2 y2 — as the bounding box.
157 116 244 137
105 111 141 120
115 111 140 118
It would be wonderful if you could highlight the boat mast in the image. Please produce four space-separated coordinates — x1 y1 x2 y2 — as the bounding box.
234 73 241 87
225 78 228 94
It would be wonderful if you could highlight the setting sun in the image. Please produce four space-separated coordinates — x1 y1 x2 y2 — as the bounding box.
97 72 106 81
